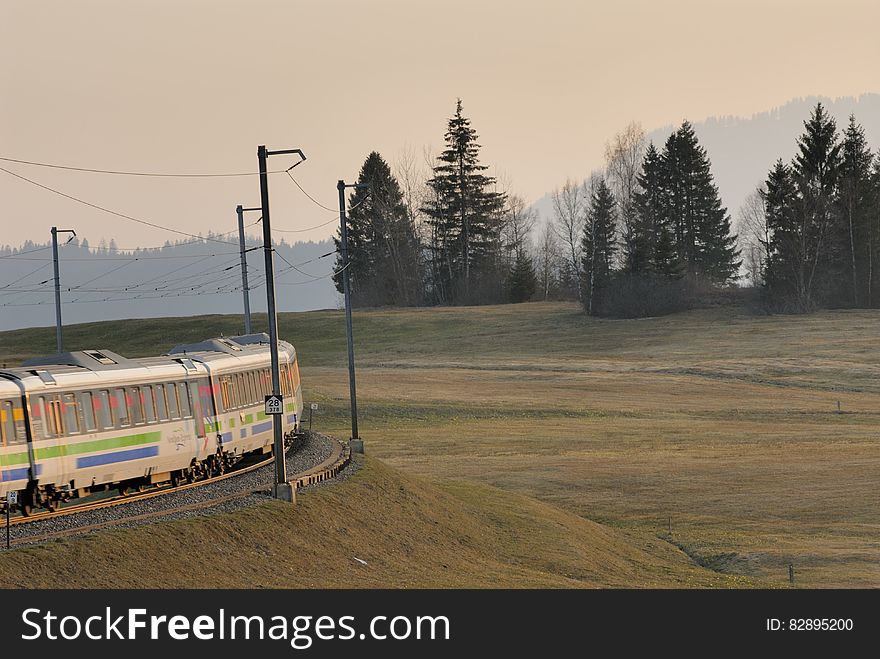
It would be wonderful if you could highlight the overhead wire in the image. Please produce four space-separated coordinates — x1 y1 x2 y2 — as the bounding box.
0 156 285 178
0 166 241 245
284 171 369 216
0 262 51 290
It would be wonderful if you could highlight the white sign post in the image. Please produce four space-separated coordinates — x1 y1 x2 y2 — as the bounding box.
264 394 284 416
5 491 15 549
309 402 319 431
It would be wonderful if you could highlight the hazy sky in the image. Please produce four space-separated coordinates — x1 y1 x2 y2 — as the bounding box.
1 0 878 248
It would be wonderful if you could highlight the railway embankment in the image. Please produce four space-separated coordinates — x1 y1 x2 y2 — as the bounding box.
0 445 764 588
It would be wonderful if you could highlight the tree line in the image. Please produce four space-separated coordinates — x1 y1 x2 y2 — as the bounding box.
739 103 880 312
337 99 878 317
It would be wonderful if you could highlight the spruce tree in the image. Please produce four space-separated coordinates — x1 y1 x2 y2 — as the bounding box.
663 122 740 284
762 159 800 306
838 116 874 306
422 99 506 304
652 222 683 279
334 152 422 306
581 178 617 315
508 251 537 303
635 142 680 276
791 102 842 307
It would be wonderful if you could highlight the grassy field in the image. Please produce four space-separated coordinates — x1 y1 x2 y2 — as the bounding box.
2 301 878 587
0 457 758 588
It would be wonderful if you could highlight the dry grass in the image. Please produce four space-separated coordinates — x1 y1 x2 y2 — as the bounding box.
0 457 759 588
2 301 879 587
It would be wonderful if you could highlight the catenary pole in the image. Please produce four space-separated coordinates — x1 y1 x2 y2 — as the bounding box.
236 204 261 335
338 180 367 452
257 146 305 500
51 227 75 353
257 146 287 497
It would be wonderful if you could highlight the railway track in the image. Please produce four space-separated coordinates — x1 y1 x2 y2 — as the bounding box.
7 450 278 527
4 432 352 546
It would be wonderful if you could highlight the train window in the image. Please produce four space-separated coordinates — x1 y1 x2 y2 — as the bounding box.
95 390 111 429
128 387 144 425
142 386 156 423
155 385 168 421
189 382 201 422
48 399 64 436
33 397 50 438
0 401 11 446
62 393 81 435
80 392 97 432
114 389 130 427
219 379 230 412
179 384 192 418
244 372 251 404
166 383 179 419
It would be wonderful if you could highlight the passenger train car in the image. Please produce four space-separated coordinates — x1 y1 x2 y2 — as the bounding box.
0 333 302 515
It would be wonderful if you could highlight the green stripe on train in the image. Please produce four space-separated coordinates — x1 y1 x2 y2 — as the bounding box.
0 450 28 468
0 431 161 467
243 414 254 424
285 403 295 413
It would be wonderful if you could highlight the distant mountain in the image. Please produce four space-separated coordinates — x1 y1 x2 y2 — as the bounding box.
530 93 880 228
0 237 338 332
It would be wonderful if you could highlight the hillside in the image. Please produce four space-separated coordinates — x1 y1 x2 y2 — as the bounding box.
530 93 880 226
0 457 755 588
2 302 879 587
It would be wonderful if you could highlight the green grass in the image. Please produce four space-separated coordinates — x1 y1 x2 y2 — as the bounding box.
2 301 879 587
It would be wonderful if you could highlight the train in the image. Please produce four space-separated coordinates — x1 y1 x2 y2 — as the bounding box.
0 333 302 516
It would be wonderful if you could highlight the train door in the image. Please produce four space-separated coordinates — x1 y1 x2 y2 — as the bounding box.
27 393 67 496
188 379 210 458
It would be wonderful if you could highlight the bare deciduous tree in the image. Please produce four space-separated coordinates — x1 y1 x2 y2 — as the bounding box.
551 178 590 299
736 185 769 286
502 193 537 262
394 144 431 236
604 122 646 269
535 220 559 300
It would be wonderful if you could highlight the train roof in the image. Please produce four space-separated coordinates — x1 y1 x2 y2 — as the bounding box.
0 335 295 388
0 377 20 397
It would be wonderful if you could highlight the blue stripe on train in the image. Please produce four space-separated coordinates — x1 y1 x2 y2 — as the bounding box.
219 432 233 444
0 464 42 482
287 414 296 424
76 445 160 469
252 421 273 434
240 429 247 439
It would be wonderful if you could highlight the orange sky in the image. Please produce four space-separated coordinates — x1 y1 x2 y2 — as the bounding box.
1 0 878 247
